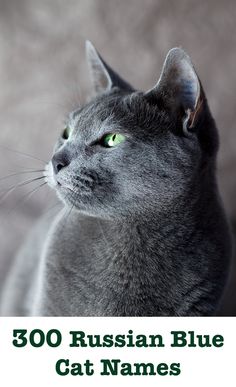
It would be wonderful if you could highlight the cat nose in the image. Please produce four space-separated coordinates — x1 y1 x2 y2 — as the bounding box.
52 151 70 174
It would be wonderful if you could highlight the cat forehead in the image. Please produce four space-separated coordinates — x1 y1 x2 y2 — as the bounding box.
67 93 136 134
66 91 166 141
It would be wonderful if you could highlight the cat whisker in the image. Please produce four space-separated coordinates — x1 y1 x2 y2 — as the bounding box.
64 201 75 225
8 164 46 172
0 145 47 164
0 176 45 204
40 200 62 219
56 192 76 233
0 169 45 182
6 182 47 217
96 218 111 250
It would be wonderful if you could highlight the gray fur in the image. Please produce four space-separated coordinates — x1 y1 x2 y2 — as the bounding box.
0 44 231 316
86 40 134 95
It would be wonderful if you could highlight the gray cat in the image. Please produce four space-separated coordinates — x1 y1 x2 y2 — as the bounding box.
0 42 231 316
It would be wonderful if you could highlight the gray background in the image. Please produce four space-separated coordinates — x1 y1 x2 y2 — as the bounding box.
0 0 235 314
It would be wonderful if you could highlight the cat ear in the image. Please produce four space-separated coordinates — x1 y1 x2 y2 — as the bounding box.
85 40 134 95
145 48 203 134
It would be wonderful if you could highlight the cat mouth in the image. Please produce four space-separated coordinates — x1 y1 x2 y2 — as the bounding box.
56 184 90 211
44 163 74 192
44 162 94 209
43 163 58 188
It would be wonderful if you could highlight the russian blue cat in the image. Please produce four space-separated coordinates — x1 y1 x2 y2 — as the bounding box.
0 42 231 316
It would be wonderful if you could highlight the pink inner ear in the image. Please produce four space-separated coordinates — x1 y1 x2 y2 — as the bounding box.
188 97 203 129
183 97 203 135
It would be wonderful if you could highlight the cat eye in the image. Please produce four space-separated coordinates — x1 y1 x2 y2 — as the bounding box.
62 126 71 140
100 133 126 148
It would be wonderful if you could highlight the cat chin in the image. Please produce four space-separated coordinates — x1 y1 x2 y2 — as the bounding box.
55 190 114 220
55 187 86 210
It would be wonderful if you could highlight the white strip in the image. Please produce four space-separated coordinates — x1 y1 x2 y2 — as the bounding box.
0 317 234 386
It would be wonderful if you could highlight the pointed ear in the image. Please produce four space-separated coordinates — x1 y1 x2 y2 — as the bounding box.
85 41 134 95
145 48 203 134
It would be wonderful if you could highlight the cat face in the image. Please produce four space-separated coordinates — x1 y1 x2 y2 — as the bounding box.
45 42 217 219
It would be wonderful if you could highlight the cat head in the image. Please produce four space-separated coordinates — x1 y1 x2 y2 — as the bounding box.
45 41 218 219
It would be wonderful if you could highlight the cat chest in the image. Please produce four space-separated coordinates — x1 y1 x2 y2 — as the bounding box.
42 234 176 316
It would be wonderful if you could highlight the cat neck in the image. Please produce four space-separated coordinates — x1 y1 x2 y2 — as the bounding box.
64 181 212 262
36 175 228 316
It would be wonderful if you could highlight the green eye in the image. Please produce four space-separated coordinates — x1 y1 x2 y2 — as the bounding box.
102 133 126 148
62 126 71 140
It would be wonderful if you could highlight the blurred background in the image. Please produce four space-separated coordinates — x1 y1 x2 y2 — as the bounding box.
0 0 235 314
